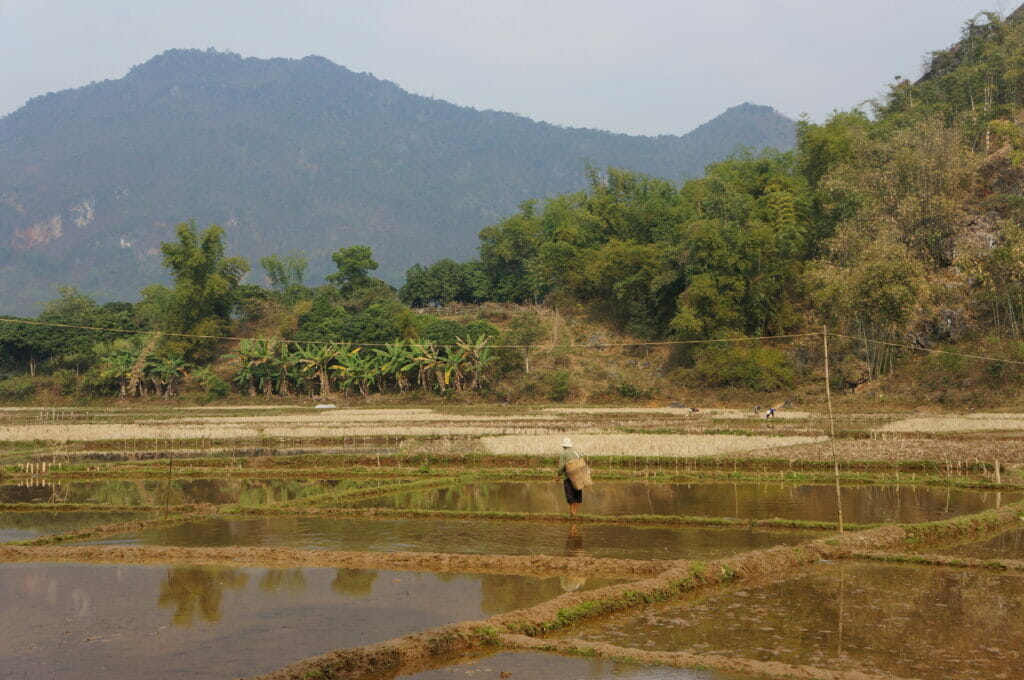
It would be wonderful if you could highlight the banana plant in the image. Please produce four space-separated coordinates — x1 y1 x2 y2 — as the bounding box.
345 347 380 397
439 344 467 393
456 334 495 391
275 341 299 397
410 342 441 392
100 347 139 399
148 354 191 398
375 340 417 392
296 343 340 397
225 339 276 396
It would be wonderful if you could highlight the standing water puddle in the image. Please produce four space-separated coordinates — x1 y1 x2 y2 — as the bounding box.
83 516 818 560
352 480 1022 523
563 561 1024 680
0 562 615 680
0 511 156 543
397 651 744 679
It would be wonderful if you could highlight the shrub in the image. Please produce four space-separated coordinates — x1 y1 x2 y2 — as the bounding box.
191 368 229 402
547 370 570 401
0 376 36 401
55 369 79 396
692 344 794 392
617 381 652 399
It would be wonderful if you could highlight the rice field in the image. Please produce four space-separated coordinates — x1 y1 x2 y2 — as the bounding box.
2 403 1023 679
878 412 1024 433
480 433 826 457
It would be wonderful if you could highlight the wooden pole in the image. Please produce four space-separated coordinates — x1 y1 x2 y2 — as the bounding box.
164 451 174 518
823 325 844 533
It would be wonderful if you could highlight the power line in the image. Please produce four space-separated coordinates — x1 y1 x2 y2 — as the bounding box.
0 316 818 350
830 333 1024 367
5 314 1024 366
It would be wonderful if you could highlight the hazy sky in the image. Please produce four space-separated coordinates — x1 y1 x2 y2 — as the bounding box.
0 0 1014 135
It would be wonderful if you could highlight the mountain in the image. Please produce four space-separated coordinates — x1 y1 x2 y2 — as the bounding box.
0 49 795 315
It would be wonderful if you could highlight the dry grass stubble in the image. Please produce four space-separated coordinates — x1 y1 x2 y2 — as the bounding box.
481 433 826 458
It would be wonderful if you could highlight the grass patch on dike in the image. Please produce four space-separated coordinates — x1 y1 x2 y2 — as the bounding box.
849 550 1024 571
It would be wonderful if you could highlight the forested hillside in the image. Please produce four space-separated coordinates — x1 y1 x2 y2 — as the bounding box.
4 8 1024 406
0 49 794 315
397 9 1024 397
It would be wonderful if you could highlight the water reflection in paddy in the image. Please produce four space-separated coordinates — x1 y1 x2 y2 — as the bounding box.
565 561 1024 680
0 511 156 543
87 516 818 560
399 651 743 680
352 480 1022 523
0 477 392 506
0 562 609 680
924 525 1024 561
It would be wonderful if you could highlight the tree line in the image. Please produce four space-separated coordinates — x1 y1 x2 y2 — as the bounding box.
397 11 1024 390
6 11 1024 399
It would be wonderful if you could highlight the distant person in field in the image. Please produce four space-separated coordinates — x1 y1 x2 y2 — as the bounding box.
556 437 583 518
766 407 776 419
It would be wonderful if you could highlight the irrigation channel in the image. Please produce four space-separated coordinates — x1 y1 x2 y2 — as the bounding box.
2 405 1024 679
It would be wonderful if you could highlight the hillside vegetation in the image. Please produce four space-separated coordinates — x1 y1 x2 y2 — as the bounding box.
0 49 793 315
4 8 1024 408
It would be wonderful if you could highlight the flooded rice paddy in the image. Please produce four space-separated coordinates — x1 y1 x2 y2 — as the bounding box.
563 560 1024 680
352 479 1021 523
82 516 819 560
0 511 156 543
924 525 1024 560
5 405 1024 678
399 651 743 679
0 477 384 506
0 562 615 680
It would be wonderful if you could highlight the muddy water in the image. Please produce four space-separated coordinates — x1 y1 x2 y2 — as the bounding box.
565 561 1024 679
0 562 614 680
926 525 1024 560
352 480 1023 523
399 651 741 679
86 516 818 560
0 511 155 543
0 477 389 506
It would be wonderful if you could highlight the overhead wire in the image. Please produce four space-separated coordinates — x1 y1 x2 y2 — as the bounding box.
4 314 1024 366
0 316 819 350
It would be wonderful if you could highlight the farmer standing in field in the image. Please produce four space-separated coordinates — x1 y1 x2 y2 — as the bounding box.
556 437 584 518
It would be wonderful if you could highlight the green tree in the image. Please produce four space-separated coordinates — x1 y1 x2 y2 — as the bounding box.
261 252 307 290
327 245 378 295
159 220 250 361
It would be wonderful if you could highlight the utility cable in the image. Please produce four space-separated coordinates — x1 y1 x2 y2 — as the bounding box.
6 314 1024 366
829 332 1024 367
0 316 818 350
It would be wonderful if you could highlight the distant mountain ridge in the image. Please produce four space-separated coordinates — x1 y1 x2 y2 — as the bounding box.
0 49 795 314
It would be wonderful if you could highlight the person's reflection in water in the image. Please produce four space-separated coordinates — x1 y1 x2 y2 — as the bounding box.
560 574 587 592
565 523 584 556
